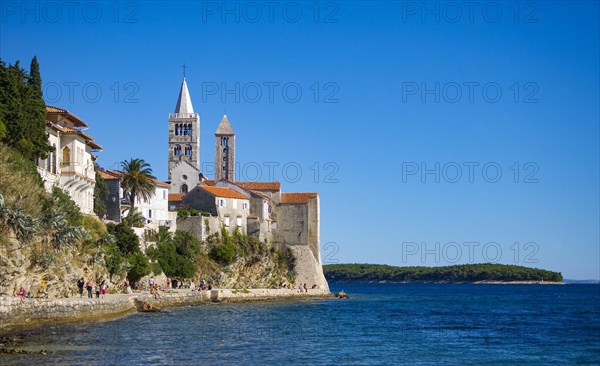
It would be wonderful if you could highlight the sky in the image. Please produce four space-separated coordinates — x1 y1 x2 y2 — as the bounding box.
1 1 598 279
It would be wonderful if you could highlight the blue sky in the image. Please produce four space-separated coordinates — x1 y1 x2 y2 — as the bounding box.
2 1 598 279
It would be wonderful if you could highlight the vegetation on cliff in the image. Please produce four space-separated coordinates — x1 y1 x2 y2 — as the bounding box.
0 57 51 160
323 263 563 283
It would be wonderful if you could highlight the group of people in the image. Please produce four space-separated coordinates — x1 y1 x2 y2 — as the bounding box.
191 279 212 291
298 283 318 293
77 278 107 299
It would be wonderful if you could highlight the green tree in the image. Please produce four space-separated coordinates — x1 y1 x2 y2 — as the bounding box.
126 252 150 284
209 226 237 265
120 158 155 226
147 229 200 279
0 57 50 160
93 166 108 216
104 241 125 280
106 222 139 254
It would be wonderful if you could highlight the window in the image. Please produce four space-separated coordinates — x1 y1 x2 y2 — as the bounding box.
51 145 57 173
232 199 237 209
148 209 152 218
219 199 225 208
221 137 229 146
181 184 188 194
185 146 192 156
174 145 182 156
224 216 230 227
62 146 71 164
236 217 242 227
243 202 248 210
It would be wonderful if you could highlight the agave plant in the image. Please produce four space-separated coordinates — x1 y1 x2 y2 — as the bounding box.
0 195 39 241
41 193 84 249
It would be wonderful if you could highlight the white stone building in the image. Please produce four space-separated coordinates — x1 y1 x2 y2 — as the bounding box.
36 106 102 215
100 169 176 233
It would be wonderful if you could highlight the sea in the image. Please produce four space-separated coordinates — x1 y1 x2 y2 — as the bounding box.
1 283 599 365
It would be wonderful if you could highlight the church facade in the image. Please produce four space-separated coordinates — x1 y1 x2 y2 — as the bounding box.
168 77 329 291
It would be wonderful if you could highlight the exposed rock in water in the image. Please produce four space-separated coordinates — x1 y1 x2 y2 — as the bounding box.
335 291 349 299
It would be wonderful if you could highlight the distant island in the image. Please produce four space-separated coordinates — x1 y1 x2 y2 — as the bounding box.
323 263 563 283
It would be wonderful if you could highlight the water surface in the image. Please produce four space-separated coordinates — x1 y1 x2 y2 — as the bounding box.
2 283 599 365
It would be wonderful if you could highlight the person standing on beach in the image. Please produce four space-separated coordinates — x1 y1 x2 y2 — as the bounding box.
86 280 93 298
77 278 84 297
101 281 107 298
95 284 100 299
148 276 155 290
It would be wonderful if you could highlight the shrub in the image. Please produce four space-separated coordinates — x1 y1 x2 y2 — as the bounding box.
126 252 150 284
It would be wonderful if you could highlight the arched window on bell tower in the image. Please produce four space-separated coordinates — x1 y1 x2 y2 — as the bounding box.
181 184 188 194
174 145 182 156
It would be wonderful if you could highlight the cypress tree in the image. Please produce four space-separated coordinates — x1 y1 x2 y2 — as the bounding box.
25 56 50 159
0 57 50 159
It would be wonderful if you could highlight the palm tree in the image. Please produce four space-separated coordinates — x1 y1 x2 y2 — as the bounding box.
120 158 156 226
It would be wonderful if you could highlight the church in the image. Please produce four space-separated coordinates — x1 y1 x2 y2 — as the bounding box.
167 76 329 290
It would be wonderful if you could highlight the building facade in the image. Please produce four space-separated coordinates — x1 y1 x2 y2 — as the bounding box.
100 170 176 232
36 106 102 215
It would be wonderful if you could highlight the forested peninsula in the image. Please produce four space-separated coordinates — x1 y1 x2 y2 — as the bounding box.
323 263 563 283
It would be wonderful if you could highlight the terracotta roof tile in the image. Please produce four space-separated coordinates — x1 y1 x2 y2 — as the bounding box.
151 179 170 188
236 181 281 191
198 185 248 199
202 179 215 186
280 192 318 204
99 170 120 180
46 106 67 113
169 193 185 202
100 170 168 187
46 105 88 127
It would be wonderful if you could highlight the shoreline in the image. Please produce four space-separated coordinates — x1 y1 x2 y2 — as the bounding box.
0 288 333 334
327 280 564 285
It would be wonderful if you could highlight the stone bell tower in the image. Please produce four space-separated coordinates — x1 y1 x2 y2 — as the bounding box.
214 114 235 182
168 77 201 193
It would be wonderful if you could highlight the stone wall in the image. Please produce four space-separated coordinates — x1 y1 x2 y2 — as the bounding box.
0 289 332 333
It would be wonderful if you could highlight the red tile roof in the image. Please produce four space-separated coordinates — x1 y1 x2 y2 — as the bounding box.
198 185 248 199
168 193 185 202
236 181 281 191
151 179 170 188
201 179 215 186
99 170 120 180
46 105 88 127
280 192 318 204
100 170 169 187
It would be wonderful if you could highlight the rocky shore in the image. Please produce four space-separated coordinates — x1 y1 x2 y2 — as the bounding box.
0 288 332 333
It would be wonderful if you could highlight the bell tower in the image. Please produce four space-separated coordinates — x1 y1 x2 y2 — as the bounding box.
168 75 201 193
215 114 235 181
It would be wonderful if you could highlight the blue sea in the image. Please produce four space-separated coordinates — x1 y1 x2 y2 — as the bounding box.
2 283 599 365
